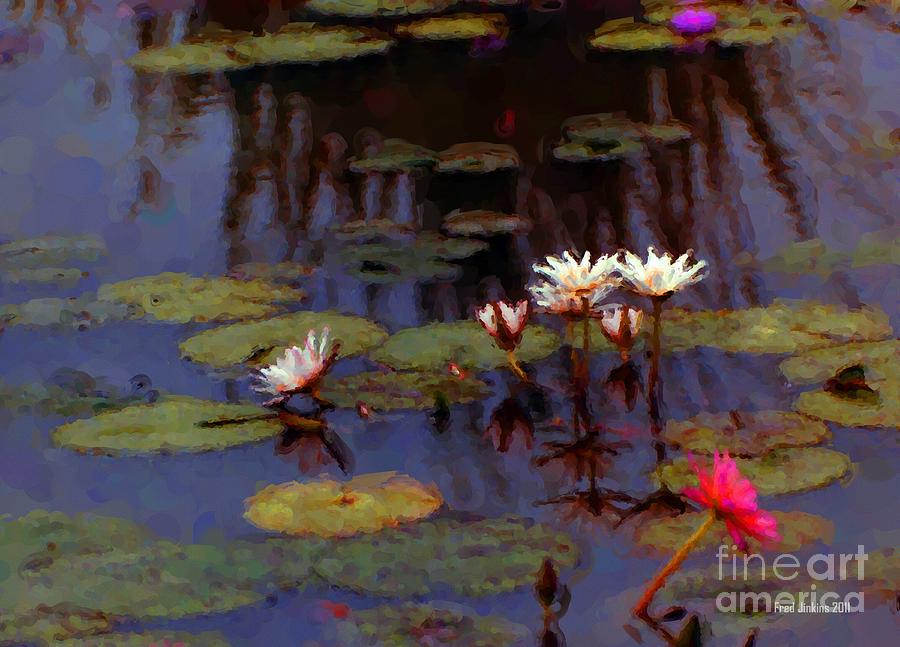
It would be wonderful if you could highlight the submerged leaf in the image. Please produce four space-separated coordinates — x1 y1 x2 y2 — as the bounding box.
336 601 530 646
662 410 831 456
633 510 834 556
244 472 442 537
51 396 282 454
656 448 852 496
315 516 579 596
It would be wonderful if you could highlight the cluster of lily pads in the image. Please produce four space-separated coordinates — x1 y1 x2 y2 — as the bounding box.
0 509 578 645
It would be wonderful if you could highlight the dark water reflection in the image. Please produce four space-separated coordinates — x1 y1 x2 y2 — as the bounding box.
0 3 898 646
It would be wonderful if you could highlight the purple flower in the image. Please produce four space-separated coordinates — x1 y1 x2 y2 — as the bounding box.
671 8 718 35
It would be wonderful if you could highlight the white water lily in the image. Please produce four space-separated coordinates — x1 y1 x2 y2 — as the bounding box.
476 300 529 351
617 246 707 297
254 328 336 396
528 251 621 314
598 304 643 351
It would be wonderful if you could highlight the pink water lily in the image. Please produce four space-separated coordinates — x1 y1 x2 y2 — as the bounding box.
682 451 780 551
476 300 529 352
598 304 643 352
253 328 337 400
671 8 718 35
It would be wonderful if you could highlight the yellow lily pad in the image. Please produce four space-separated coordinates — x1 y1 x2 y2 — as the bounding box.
633 510 834 556
662 410 831 457
336 601 530 646
178 310 388 369
303 0 457 18
129 24 393 73
51 396 282 455
348 138 437 173
441 209 532 237
552 138 644 162
656 448 852 496
780 340 899 385
55 631 232 646
370 320 560 372
395 13 508 41
794 382 900 429
96 272 304 324
244 472 443 537
589 19 687 52
436 142 520 173
314 515 580 596
321 370 490 410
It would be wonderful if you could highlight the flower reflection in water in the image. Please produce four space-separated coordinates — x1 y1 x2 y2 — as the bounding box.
485 398 534 454
275 413 354 475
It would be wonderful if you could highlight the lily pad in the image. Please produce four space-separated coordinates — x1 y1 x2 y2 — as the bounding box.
552 139 644 163
588 19 687 52
339 243 463 284
656 448 852 496
314 516 579 596
96 272 304 324
436 143 520 174
57 631 232 646
633 510 834 556
244 472 443 537
51 396 283 455
228 261 316 282
0 234 105 268
395 13 509 41
336 601 530 646
0 267 88 286
370 320 561 372
662 410 831 457
562 113 644 144
0 376 155 419
178 310 389 369
793 382 900 429
442 209 532 237
333 219 418 243
303 0 457 18
348 138 438 173
780 340 899 385
321 370 490 410
1 294 140 329
129 24 394 73
643 121 693 144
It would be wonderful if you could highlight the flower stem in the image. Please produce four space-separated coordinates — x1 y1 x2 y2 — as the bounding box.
632 509 716 620
506 350 529 383
581 297 591 357
647 296 664 426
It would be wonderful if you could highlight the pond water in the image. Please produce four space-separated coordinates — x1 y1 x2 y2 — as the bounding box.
0 1 898 646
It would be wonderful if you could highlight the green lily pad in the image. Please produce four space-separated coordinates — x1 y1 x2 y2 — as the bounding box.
0 511 324 643
852 230 900 267
436 143 520 174
662 410 831 457
656 448 852 496
314 516 579 597
333 219 417 243
321 370 490 410
0 234 105 268
336 231 487 284
794 382 900 429
0 266 88 286
395 13 508 41
643 121 693 144
562 113 644 144
336 601 530 646
96 272 304 324
348 138 438 173
245 472 443 538
552 139 644 163
633 510 834 556
780 340 899 385
51 396 282 455
370 321 560 372
129 24 394 73
56 631 232 646
178 310 389 369
442 210 532 237
228 261 316 283
303 0 457 18
1 294 141 329
757 232 899 276
0 377 155 419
